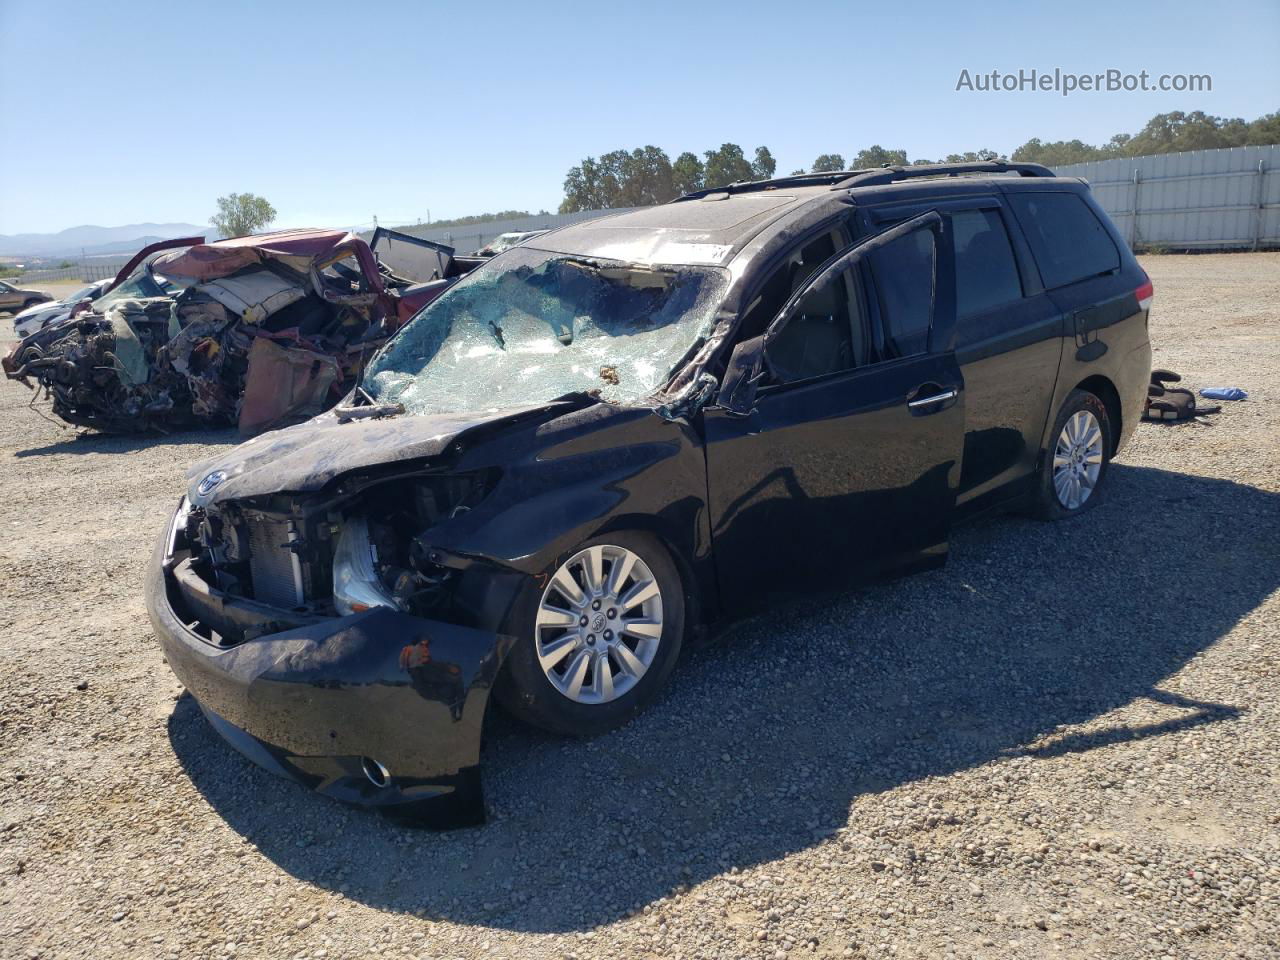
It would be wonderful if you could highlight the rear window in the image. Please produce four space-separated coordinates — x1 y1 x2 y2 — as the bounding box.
1009 192 1120 289
952 209 1023 318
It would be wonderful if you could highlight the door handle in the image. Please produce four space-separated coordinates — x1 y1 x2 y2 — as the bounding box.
907 387 958 411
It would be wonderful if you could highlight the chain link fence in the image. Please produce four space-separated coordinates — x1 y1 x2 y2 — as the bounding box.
1 262 122 284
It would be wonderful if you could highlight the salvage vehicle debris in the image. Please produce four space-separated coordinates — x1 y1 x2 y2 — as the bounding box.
3 228 464 435
147 162 1153 827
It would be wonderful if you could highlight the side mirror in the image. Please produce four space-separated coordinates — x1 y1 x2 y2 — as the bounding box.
716 334 764 416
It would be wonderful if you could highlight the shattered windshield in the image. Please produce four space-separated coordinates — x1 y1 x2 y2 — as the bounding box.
363 247 727 415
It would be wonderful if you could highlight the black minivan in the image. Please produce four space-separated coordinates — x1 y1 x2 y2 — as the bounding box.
148 161 1153 823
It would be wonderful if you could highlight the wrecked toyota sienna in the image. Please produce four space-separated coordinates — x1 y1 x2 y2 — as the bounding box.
147 162 1153 825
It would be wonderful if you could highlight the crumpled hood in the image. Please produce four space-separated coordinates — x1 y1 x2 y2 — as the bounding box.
186 403 562 506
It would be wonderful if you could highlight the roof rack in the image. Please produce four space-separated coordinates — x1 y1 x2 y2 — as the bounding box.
671 170 869 202
672 160 1054 203
830 161 1054 190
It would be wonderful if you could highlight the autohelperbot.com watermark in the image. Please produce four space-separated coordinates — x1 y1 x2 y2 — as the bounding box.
955 68 1212 97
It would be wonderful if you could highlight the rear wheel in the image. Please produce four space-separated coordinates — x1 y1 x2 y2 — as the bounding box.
22 298 42 311
495 531 685 736
1033 389 1111 520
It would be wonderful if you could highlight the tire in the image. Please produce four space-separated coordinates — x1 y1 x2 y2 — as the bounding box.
22 299 42 311
495 531 685 737
1033 389 1112 520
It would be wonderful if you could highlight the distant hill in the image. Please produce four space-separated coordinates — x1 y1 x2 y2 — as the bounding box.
0 222 210 258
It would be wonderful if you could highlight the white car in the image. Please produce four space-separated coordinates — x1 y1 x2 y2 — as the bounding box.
12 279 111 338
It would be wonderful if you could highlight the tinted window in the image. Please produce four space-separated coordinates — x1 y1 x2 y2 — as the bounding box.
767 270 868 383
1009 192 1120 289
870 229 936 358
952 209 1023 318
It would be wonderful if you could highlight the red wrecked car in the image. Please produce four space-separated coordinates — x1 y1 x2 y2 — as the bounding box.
3 227 469 436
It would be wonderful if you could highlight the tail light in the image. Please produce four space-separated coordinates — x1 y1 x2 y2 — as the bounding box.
1135 275 1154 312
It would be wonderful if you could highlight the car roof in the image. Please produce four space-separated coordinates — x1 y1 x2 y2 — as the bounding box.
531 162 1075 268
532 186 833 267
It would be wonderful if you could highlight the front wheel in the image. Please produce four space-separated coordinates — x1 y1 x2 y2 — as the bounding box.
1033 389 1112 520
495 532 685 736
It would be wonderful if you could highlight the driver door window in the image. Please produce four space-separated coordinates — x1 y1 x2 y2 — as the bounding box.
869 228 937 358
766 269 868 383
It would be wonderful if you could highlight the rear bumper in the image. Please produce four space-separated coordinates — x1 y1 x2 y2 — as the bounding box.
145 529 514 827
1116 338 1153 454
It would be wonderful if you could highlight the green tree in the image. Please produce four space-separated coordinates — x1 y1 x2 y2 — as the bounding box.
939 149 1003 163
1247 111 1280 144
852 145 908 168
1011 138 1107 165
751 146 777 180
1127 110 1243 155
560 156 623 212
210 192 276 238
672 151 705 195
616 146 676 206
810 153 845 173
703 143 755 187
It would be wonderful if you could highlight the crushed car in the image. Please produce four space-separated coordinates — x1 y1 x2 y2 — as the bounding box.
146 162 1153 827
3 227 465 436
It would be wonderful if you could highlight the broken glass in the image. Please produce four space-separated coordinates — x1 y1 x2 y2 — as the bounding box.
363 247 728 415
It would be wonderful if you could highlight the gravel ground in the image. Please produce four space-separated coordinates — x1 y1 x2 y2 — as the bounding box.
1 253 1277 960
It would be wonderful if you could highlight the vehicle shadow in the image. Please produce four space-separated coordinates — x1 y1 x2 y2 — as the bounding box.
14 426 240 458
167 463 1277 933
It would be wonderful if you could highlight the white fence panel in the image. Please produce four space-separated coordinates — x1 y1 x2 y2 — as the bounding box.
1053 145 1280 251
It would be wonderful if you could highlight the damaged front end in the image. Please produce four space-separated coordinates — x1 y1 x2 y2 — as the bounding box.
5 228 461 437
147 458 523 826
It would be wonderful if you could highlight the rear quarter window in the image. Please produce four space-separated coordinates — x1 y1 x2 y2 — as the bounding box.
1009 192 1120 290
951 209 1023 319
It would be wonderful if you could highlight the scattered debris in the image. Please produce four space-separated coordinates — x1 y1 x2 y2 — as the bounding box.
1199 386 1248 401
1144 369 1221 421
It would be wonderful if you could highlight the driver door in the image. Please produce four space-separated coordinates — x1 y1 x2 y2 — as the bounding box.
704 211 965 614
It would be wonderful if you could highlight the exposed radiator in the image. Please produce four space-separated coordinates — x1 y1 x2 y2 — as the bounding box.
246 518 304 608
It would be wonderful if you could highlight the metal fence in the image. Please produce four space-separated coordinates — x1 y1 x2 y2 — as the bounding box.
1052 145 1279 251
2 262 122 284
380 207 640 257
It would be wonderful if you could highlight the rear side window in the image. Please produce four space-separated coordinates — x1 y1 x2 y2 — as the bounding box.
870 230 936 358
951 209 1023 318
1009 192 1120 289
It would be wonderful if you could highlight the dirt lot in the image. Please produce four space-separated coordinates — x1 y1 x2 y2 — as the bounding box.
1 254 1277 960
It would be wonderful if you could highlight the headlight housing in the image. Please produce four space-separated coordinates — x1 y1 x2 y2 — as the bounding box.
332 515 399 615
165 497 192 560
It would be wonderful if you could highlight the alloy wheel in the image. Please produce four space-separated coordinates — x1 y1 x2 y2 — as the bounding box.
1053 409 1104 510
534 544 664 704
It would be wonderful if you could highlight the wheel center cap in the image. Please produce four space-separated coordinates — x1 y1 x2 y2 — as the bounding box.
591 614 606 632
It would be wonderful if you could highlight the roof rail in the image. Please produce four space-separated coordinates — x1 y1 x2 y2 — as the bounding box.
671 170 870 202
831 161 1055 190
671 161 1054 203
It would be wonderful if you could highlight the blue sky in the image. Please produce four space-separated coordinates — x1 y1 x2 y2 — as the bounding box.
1 0 1276 234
